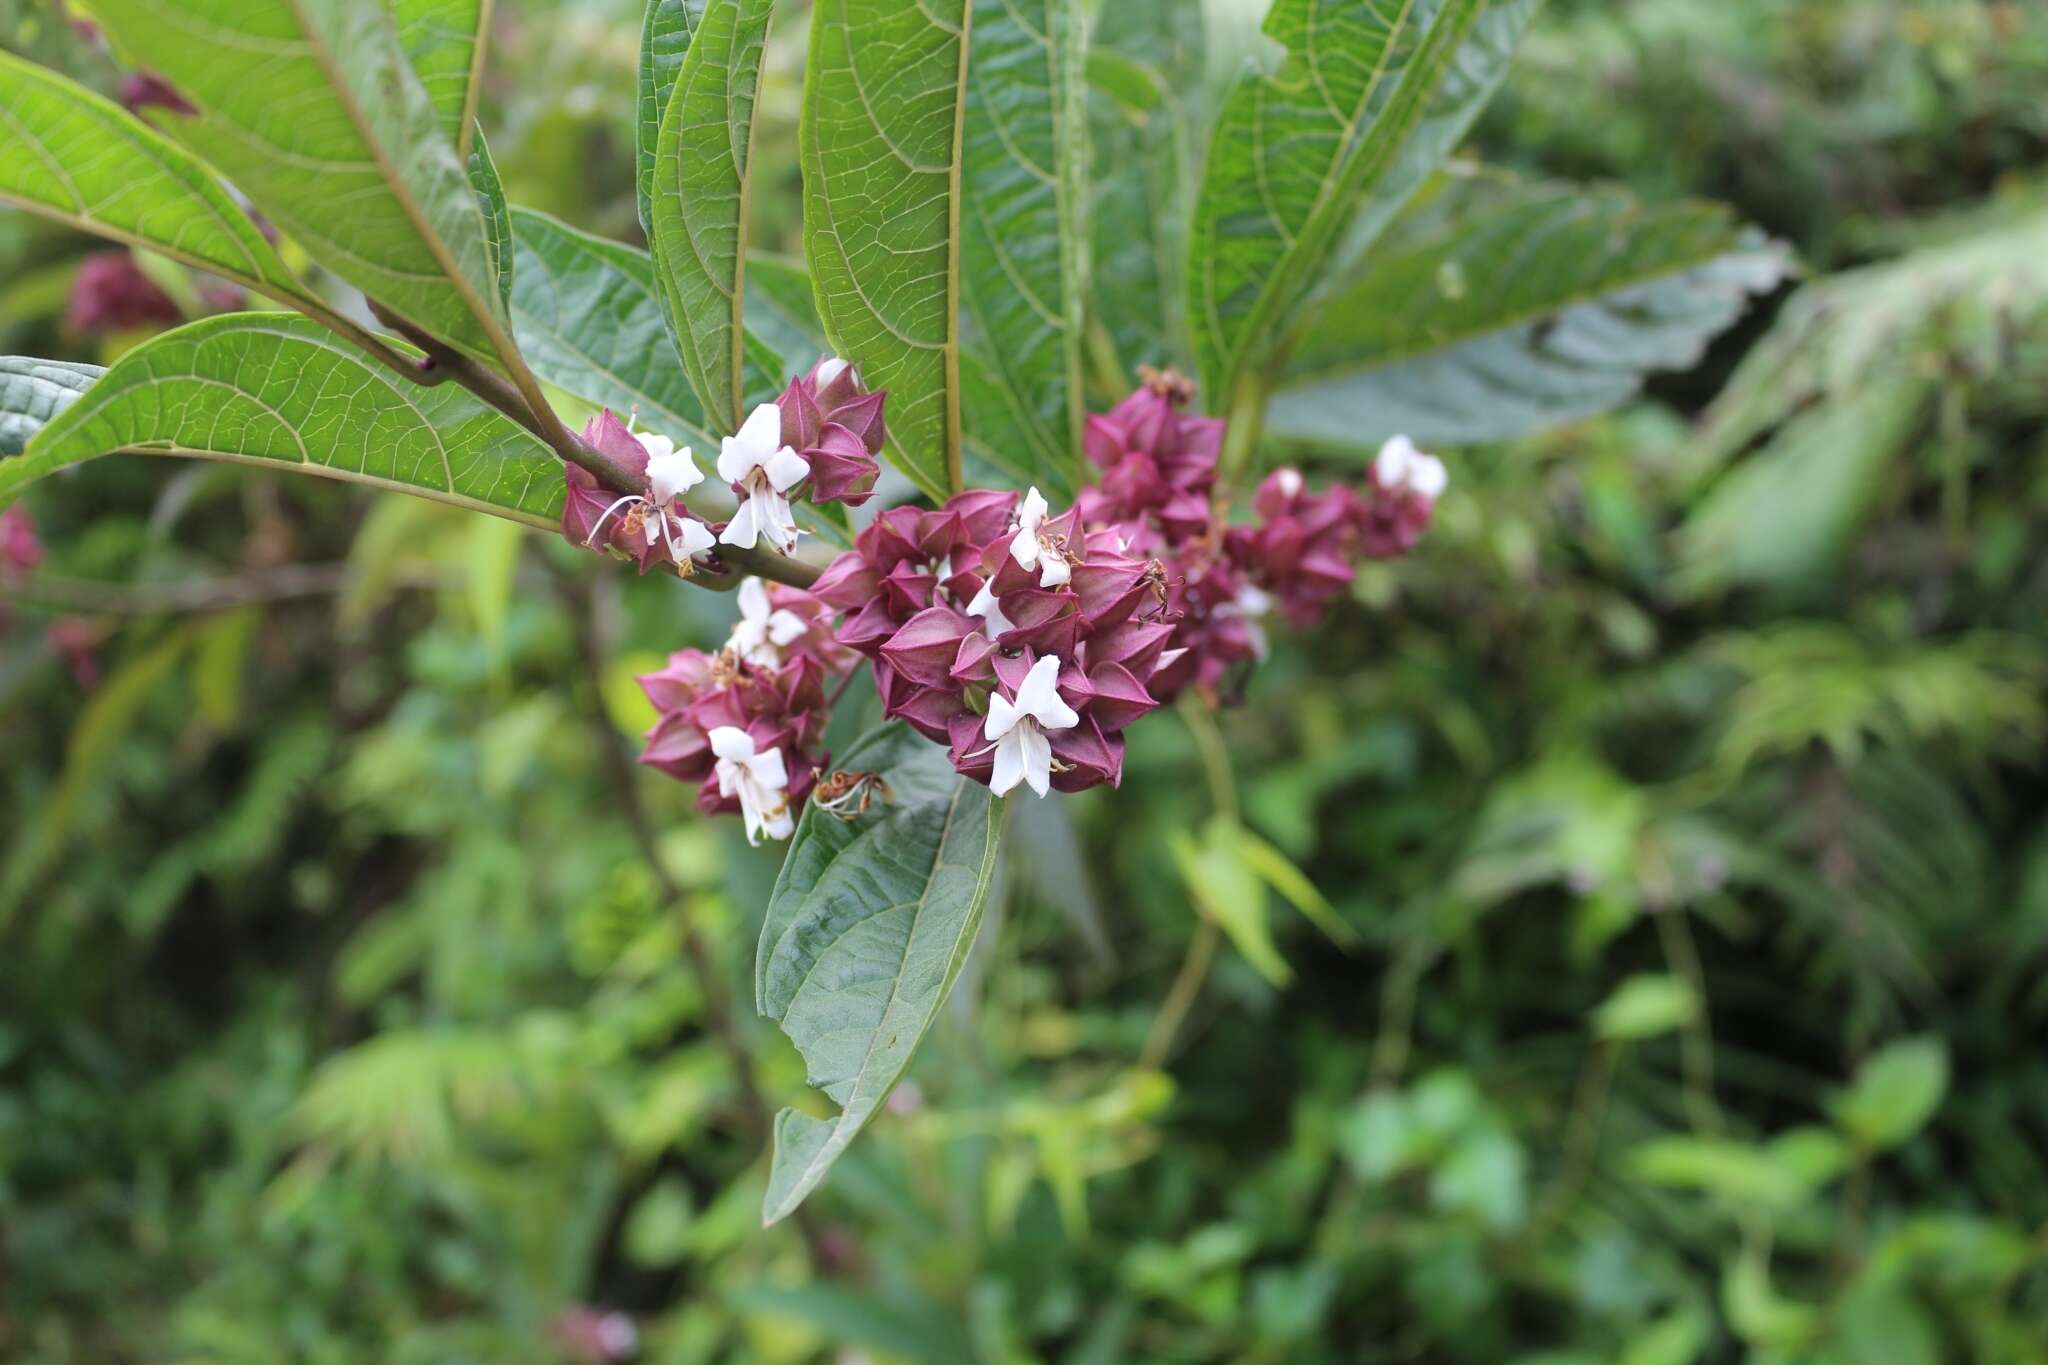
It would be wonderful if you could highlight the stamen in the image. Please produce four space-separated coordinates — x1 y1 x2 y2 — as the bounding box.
584 494 645 547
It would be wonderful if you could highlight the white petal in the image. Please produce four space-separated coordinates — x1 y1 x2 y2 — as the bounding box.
1375 434 1418 488
763 444 811 493
1235 583 1274 618
989 728 1026 796
709 726 755 762
761 801 795 841
719 499 761 549
984 692 1020 742
1018 487 1048 534
966 581 1013 640
1019 722 1053 797
767 608 808 647
646 446 703 504
1037 552 1071 589
756 487 801 554
716 436 751 485
1012 654 1065 716
673 518 715 556
738 402 784 451
1410 452 1448 500
1009 524 1040 571
637 432 675 462
747 744 789 791
738 577 771 625
1277 468 1304 499
815 356 851 387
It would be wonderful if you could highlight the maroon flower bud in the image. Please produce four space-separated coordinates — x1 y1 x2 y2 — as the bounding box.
66 251 179 335
2 505 44 572
879 606 974 689
118 71 196 116
773 357 884 507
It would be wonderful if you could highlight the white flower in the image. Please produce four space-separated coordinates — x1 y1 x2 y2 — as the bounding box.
640 434 704 508
1375 435 1448 502
730 576 809 668
657 511 716 566
710 726 794 844
982 654 1080 798
965 579 1015 641
717 403 809 554
1217 581 1274 662
1008 486 1072 588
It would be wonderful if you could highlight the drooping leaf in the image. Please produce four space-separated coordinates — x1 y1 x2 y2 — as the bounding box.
800 0 971 501
389 0 492 156
1833 1037 1949 1151
957 0 1089 497
0 356 101 458
506 208 716 448
637 0 708 237
90 0 506 355
1270 176 1790 449
2 315 562 529
468 124 513 309
1186 0 1521 405
0 51 309 306
652 0 775 433
756 722 1002 1224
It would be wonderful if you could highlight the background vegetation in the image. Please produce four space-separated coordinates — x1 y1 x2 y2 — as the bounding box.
3 0 2047 1360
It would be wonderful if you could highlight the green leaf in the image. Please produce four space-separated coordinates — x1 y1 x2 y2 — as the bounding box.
1833 1037 1949 1151
1594 973 1698 1042
506 207 717 448
90 0 506 356
800 0 971 501
745 251 829 373
957 0 1089 497
468 124 513 310
1173 819 1290 987
390 0 492 156
1271 176 1790 449
1 356 100 457
637 0 708 237
652 0 776 433
1186 0 1520 403
2 314 562 529
0 50 309 306
1087 5 1200 383
756 723 1002 1225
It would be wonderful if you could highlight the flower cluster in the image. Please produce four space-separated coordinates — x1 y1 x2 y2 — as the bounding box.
560 357 884 574
2 504 43 572
615 359 1446 837
635 578 856 844
66 251 181 336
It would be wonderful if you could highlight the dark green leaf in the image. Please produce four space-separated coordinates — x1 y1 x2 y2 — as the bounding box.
756 723 1001 1224
652 0 775 432
958 0 1089 498
1272 177 1789 448
744 251 828 373
1 315 561 528
801 0 970 501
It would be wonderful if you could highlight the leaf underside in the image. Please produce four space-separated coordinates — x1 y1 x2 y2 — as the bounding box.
801 0 971 502
638 0 709 237
0 357 102 458
757 722 1001 1225
1271 176 1791 448
3 314 561 528
389 0 490 154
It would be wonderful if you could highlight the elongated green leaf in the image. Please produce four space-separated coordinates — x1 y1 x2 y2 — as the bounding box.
90 0 504 354
507 208 716 448
757 723 1001 1224
390 0 492 156
653 0 775 432
2 315 561 528
1186 0 1508 403
801 0 971 502
1 357 101 458
957 0 1088 498
0 50 309 305
1322 0 1541 279
1270 177 1790 448
469 124 513 309
637 0 707 237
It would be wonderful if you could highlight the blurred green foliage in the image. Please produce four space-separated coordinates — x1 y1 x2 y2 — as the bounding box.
4 0 2048 1361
